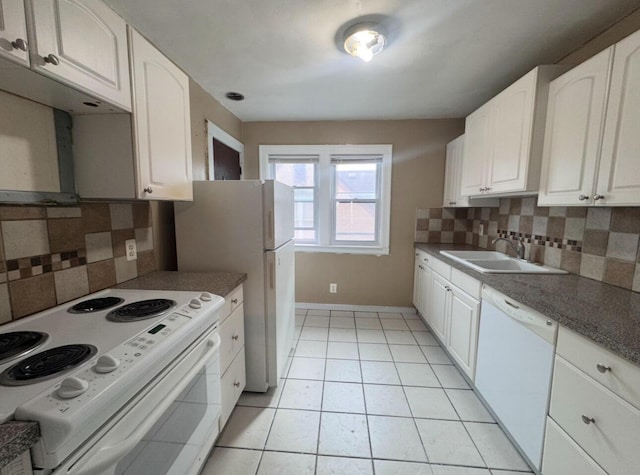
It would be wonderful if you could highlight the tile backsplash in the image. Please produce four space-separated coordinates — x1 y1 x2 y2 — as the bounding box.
416 197 640 292
0 202 156 324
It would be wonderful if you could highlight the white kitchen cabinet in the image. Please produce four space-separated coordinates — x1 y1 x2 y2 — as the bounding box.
537 48 612 206
129 27 192 200
444 135 499 208
542 418 606 475
544 326 640 475
26 0 131 111
412 250 432 320
73 27 193 201
539 29 640 207
428 272 450 343
461 66 566 197
218 284 246 430
447 285 480 378
0 0 30 66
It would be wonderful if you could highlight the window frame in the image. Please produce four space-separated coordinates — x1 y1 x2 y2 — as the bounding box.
260 144 392 255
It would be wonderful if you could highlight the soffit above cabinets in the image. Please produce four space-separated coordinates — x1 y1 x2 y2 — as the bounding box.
103 0 639 121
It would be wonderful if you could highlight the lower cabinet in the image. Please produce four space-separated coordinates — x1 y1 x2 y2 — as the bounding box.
218 284 246 429
543 326 640 475
413 249 480 381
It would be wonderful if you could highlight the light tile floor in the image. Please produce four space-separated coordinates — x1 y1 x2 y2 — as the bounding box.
202 308 533 475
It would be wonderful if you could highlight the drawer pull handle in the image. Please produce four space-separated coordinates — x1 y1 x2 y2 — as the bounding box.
596 363 611 373
581 415 595 425
231 298 238 304
234 381 241 388
232 335 239 341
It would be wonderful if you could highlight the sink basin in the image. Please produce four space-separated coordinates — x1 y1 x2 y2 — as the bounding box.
439 250 568 274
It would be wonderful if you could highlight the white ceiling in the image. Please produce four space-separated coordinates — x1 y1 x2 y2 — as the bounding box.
104 0 639 122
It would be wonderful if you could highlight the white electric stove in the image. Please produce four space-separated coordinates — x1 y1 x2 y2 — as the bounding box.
0 288 225 475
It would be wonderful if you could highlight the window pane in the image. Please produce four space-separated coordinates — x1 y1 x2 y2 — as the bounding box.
335 163 377 200
335 201 376 241
294 188 314 202
294 202 314 229
274 163 315 187
295 229 316 241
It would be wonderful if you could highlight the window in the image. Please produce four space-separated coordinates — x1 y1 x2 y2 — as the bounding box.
260 145 392 255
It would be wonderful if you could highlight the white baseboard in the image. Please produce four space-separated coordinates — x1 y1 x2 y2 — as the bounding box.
295 302 416 314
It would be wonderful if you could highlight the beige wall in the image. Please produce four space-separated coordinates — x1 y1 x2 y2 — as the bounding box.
242 120 464 306
189 79 242 180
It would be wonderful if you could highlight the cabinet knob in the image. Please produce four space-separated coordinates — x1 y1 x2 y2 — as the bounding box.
11 38 28 51
449 201 456 205
445 286 452 292
485 187 492 191
143 187 153 194
44 53 60 65
234 381 241 388
596 363 611 373
231 298 238 304
232 335 239 341
593 194 605 201
581 415 595 425
479 187 485 192
578 194 589 201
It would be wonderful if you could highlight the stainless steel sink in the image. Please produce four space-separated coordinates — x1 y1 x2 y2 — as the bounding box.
439 250 568 274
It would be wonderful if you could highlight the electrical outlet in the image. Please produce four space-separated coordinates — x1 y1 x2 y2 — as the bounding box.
125 239 137 261
479 224 485 236
329 283 337 293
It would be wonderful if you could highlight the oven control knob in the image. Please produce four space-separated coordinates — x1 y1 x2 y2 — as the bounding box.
57 376 89 399
189 298 202 309
95 355 120 373
199 292 213 301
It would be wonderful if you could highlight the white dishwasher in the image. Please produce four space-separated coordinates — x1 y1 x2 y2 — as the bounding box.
475 285 558 472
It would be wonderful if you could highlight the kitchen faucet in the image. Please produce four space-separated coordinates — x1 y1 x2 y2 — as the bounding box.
492 236 526 260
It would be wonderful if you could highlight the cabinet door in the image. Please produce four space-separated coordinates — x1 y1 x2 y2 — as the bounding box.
0 0 29 66
428 272 450 342
26 0 131 110
461 104 491 196
413 258 423 313
597 29 640 206
487 70 536 194
129 28 193 201
542 418 606 475
538 48 612 206
447 286 480 380
419 263 432 321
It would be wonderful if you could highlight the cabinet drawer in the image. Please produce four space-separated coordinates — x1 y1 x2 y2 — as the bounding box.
550 357 640 475
220 304 245 373
557 326 640 409
220 351 246 429
415 249 430 266
219 285 244 324
450 268 481 299
542 418 606 475
428 257 451 280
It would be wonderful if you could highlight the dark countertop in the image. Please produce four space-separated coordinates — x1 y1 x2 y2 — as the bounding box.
115 271 247 297
415 243 640 366
0 421 39 469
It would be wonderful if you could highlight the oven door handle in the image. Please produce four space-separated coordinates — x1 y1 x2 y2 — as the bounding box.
62 332 221 475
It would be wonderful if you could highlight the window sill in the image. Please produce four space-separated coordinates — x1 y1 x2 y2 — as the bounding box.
294 244 389 256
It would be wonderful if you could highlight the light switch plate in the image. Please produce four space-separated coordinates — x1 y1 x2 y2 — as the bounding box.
125 239 137 261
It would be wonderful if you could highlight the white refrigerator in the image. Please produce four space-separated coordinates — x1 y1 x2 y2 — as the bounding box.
174 180 295 392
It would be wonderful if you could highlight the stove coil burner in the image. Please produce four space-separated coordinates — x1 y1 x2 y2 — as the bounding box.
0 344 97 386
0 331 48 365
106 299 177 322
68 297 125 314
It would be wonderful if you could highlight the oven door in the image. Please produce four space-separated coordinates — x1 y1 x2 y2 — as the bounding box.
52 327 221 475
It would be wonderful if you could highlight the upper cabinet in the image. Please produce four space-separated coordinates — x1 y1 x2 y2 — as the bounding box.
73 27 193 201
444 135 498 208
461 66 567 197
0 0 30 66
539 29 640 207
128 27 192 200
0 0 130 113
26 0 131 111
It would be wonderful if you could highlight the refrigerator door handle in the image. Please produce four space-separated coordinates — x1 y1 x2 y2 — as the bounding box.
269 261 275 290
267 210 274 242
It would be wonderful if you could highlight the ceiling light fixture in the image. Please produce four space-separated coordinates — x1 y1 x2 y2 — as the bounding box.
343 22 387 63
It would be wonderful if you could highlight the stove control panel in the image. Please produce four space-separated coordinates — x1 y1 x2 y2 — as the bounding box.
25 313 193 415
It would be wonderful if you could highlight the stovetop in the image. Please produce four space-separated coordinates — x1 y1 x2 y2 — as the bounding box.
0 288 224 423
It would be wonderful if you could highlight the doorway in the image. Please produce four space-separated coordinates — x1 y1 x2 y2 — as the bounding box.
207 120 244 180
